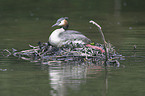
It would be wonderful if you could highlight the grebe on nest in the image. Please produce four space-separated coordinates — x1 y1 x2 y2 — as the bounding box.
49 17 91 47
48 17 105 53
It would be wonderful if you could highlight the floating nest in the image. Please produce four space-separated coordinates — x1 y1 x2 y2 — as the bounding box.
1 41 122 67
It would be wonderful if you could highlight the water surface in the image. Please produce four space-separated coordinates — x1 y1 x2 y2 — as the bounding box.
0 0 145 96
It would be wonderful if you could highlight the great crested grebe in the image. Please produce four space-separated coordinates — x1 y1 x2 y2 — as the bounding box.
49 17 91 47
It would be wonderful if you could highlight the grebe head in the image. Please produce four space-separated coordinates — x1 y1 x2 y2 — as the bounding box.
52 17 69 30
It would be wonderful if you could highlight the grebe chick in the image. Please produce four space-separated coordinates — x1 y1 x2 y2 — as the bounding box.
49 17 91 47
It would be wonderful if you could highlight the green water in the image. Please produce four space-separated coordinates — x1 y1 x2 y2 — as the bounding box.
0 0 145 96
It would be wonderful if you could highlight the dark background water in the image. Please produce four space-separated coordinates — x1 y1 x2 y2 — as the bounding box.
0 0 145 96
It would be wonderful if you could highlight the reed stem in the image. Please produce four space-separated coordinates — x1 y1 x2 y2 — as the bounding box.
89 20 108 65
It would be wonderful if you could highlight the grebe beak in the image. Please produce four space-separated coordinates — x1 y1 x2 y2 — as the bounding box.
52 23 59 27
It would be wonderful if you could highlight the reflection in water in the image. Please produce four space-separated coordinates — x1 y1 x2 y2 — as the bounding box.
46 60 111 96
114 0 122 27
48 63 87 96
114 0 121 17
49 64 87 96
103 67 108 96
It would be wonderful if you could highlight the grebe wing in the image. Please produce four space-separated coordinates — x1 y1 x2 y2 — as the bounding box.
59 30 91 43
64 30 81 34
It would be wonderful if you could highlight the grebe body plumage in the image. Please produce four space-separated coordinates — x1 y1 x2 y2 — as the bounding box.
49 17 91 47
